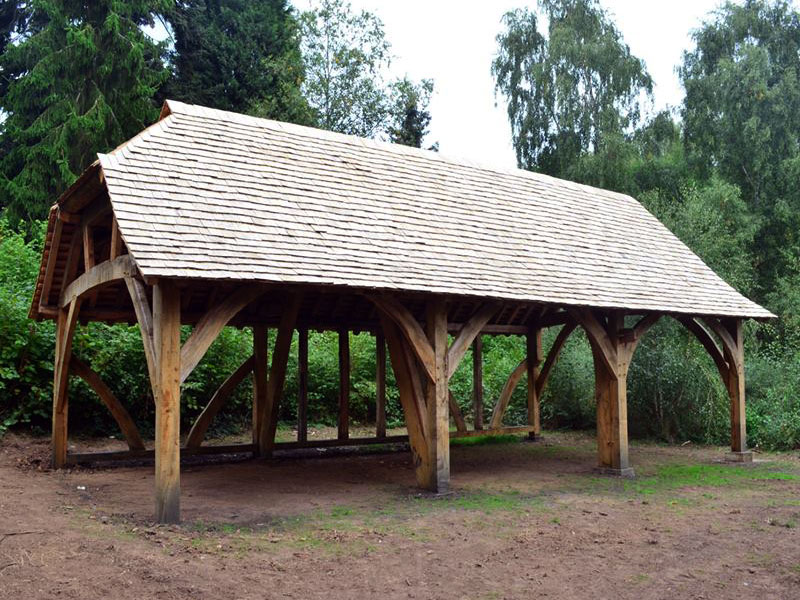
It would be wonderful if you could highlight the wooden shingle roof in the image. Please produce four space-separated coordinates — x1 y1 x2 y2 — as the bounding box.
42 100 773 319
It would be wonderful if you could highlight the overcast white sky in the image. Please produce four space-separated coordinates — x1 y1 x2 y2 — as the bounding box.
293 0 727 169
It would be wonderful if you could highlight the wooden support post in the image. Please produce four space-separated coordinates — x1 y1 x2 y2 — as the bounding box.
425 298 450 493
252 325 268 454
153 280 181 524
376 331 386 438
52 298 81 468
338 328 350 441
725 319 748 458
472 336 483 430
591 312 631 476
527 327 543 440
568 310 659 477
298 327 309 443
381 316 430 485
258 295 301 456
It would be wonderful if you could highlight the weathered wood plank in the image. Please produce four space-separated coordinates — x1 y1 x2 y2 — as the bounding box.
425 298 450 493
448 390 467 433
298 327 309 443
258 295 301 456
447 302 499 379
473 336 483 430
252 325 268 453
180 286 264 383
70 356 145 451
109 215 123 260
66 426 539 464
380 314 429 479
376 331 386 438
489 358 527 430
535 321 577 397
60 254 135 307
338 328 350 441
567 307 618 376
40 212 64 307
369 295 435 382
153 280 181 524
52 298 81 468
125 277 157 394
185 356 255 449
527 327 543 439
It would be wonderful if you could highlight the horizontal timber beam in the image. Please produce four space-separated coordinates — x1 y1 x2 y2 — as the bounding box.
60 254 136 307
65 426 537 464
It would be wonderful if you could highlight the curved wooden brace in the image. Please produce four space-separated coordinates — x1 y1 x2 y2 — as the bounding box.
700 317 742 371
369 295 435 382
125 276 157 394
69 356 145 451
447 302 500 379
54 298 82 413
185 355 255 449
535 321 577 397
675 316 729 379
489 358 527 429
60 254 135 307
566 307 618 375
448 390 468 433
380 314 429 465
180 286 265 383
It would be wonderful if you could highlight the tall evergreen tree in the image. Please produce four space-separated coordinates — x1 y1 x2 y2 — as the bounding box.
386 77 435 149
164 0 311 123
0 0 169 225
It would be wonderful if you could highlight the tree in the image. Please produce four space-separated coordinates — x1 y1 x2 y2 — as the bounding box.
0 0 169 225
680 0 800 295
164 0 311 123
386 77 435 149
300 0 392 137
492 0 652 177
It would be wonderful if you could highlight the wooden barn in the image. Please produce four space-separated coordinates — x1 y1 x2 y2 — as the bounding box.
29 100 773 523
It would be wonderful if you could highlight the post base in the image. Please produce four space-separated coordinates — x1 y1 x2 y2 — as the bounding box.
594 466 635 478
726 451 753 463
526 433 543 442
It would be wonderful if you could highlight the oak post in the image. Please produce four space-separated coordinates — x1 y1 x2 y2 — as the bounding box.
425 298 450 493
298 327 309 443
153 280 181 524
726 319 747 455
376 331 387 438
338 328 350 441
527 327 543 440
252 325 268 455
472 336 483 430
52 298 81 468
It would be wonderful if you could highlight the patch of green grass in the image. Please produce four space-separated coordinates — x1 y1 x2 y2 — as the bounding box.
451 434 522 447
627 463 796 495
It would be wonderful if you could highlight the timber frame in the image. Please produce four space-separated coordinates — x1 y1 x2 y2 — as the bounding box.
33 103 772 524
45 224 756 520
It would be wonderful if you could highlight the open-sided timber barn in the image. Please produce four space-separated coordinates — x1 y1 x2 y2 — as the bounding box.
30 101 773 523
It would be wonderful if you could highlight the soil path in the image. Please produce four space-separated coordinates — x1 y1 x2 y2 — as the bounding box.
1 432 799 599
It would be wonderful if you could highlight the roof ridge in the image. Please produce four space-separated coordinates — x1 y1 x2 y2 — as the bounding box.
161 99 630 204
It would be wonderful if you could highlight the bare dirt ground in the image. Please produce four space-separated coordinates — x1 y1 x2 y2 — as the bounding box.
1 430 799 600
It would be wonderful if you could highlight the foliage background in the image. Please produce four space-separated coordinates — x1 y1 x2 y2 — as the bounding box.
0 0 799 452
